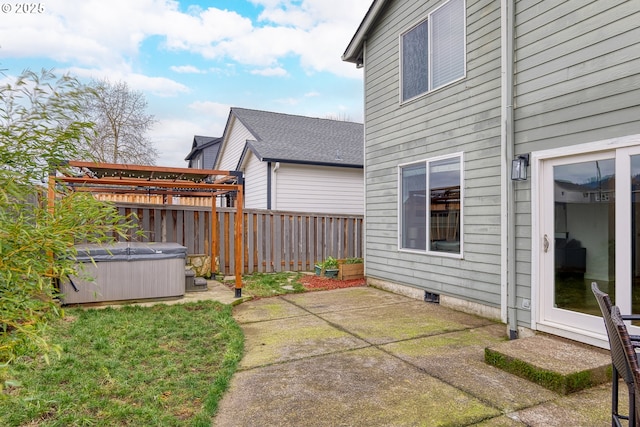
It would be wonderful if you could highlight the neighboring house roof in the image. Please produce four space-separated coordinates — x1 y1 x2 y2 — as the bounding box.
342 0 387 65
184 135 222 168
231 107 364 169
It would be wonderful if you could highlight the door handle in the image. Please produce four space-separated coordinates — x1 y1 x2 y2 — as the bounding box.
544 234 550 253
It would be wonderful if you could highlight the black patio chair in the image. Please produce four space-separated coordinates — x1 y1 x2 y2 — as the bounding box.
610 305 640 427
592 282 640 427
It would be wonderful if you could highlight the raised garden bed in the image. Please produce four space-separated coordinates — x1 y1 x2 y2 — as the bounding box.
338 258 364 280
338 262 364 280
317 257 364 280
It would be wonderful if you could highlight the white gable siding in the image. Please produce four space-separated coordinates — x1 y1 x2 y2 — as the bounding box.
363 0 503 308
218 118 255 171
243 151 268 209
273 164 364 215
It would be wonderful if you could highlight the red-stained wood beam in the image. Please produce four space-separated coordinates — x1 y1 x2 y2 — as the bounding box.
61 176 239 191
66 160 234 178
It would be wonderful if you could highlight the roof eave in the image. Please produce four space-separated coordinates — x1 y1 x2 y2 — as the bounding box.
236 141 262 170
244 141 363 169
184 137 222 161
342 0 388 64
261 157 363 169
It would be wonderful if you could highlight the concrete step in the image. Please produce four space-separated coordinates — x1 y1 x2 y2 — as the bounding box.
485 334 612 395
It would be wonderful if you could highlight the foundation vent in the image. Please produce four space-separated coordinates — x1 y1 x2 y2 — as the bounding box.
424 291 440 304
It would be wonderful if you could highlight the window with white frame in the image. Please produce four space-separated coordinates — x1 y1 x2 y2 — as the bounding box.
400 154 463 254
401 0 465 102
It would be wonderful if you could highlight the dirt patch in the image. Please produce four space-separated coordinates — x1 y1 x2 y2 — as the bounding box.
299 275 366 291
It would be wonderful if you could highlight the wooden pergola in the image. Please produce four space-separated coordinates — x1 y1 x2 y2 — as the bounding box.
48 160 245 297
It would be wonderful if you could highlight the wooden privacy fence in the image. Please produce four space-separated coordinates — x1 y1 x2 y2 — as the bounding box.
113 203 364 275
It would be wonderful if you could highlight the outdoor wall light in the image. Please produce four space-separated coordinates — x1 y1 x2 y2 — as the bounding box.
511 154 530 181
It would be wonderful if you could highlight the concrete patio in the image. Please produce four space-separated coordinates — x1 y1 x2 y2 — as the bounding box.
209 285 618 426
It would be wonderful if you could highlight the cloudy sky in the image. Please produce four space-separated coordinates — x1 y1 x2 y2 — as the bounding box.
0 0 370 166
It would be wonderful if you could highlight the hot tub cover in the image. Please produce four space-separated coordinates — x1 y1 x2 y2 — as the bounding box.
73 242 187 262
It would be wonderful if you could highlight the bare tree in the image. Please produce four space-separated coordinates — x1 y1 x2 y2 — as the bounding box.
82 79 158 165
324 112 353 122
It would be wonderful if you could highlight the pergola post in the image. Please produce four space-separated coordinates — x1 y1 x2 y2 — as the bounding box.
234 185 243 298
211 194 217 278
47 170 56 214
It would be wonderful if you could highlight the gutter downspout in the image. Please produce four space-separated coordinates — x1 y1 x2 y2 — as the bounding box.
267 161 272 209
501 0 518 339
272 161 280 211
362 41 367 271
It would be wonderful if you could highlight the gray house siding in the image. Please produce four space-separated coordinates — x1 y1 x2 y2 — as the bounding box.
512 0 640 328
514 0 640 153
363 0 504 307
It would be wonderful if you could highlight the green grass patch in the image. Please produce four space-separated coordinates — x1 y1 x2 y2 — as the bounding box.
236 272 305 297
1 300 244 427
484 347 608 395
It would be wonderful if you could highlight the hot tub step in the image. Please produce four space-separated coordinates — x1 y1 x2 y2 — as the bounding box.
186 277 209 292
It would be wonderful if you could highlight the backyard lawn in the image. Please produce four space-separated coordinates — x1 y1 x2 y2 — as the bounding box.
1 272 365 426
1 300 243 427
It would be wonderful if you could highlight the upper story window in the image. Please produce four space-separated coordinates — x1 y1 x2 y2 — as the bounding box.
401 0 466 102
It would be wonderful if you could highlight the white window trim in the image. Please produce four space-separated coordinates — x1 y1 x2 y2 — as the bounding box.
399 0 467 104
397 152 464 258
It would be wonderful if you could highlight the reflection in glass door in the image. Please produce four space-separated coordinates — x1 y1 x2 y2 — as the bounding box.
553 159 615 316
539 146 640 344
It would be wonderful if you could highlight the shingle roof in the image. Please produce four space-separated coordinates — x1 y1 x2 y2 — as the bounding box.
231 108 364 168
185 135 222 169
185 135 222 160
194 135 218 147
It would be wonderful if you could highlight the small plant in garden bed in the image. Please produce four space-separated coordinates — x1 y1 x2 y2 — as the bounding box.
315 257 340 278
322 256 339 269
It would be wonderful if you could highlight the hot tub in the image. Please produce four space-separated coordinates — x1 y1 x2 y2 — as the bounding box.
61 242 187 304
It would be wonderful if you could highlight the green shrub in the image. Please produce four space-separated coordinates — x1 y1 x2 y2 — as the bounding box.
0 69 136 390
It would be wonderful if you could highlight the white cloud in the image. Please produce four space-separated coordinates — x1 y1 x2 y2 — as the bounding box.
148 101 231 167
150 114 228 167
159 7 254 53
0 0 370 79
258 8 315 29
170 65 206 74
64 67 190 98
250 67 288 77
208 0 370 78
188 101 231 119
0 0 370 169
127 74 191 98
